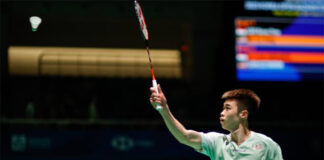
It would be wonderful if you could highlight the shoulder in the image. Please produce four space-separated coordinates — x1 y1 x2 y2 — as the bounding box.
251 131 281 150
198 131 227 157
251 131 283 159
200 131 228 145
201 131 226 140
252 132 278 143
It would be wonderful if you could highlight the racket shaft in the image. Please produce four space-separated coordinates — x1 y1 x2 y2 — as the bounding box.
152 80 162 111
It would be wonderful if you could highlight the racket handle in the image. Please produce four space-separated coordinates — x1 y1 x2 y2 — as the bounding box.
152 80 162 111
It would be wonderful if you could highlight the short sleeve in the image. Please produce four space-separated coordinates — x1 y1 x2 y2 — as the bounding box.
266 141 283 160
198 132 224 159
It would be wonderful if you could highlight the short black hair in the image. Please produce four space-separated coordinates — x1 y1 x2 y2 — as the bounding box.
221 88 260 114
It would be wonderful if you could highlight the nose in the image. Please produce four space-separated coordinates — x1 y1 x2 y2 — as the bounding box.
220 110 225 117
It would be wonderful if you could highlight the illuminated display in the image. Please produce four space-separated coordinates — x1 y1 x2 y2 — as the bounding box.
244 0 324 17
235 17 324 81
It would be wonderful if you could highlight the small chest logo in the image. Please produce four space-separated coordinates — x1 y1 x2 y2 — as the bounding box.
252 143 263 150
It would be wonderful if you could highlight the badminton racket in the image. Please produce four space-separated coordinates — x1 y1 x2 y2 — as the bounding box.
134 0 162 111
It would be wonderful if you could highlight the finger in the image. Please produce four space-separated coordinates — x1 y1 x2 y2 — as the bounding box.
150 97 156 103
150 93 158 98
155 100 162 104
150 87 156 93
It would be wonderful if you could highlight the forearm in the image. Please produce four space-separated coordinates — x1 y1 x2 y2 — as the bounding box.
159 106 190 144
150 85 201 149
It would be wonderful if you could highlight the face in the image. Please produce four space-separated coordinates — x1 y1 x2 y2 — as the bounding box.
220 99 242 132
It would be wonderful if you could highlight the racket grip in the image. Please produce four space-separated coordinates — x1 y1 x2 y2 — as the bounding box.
152 80 162 111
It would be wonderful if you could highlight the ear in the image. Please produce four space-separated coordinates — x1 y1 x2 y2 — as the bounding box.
240 110 249 119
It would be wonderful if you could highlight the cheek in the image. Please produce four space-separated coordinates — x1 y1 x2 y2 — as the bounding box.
227 112 239 121
228 114 234 120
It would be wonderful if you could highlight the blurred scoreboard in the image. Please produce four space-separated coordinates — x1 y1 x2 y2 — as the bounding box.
235 17 324 81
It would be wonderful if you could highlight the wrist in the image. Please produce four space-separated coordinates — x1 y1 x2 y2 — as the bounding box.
159 104 170 114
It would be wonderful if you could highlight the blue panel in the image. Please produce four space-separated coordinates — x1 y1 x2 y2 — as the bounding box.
256 46 324 53
237 65 301 81
282 17 324 36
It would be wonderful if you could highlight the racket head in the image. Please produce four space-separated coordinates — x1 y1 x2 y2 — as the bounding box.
134 0 149 41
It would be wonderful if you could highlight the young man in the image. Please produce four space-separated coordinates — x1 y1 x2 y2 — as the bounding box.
150 85 283 160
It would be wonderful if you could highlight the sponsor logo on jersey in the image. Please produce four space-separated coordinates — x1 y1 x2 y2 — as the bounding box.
252 143 263 150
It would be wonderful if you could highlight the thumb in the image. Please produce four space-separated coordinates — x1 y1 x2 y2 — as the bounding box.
158 84 163 94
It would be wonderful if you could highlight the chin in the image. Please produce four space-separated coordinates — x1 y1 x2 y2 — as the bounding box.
221 125 229 131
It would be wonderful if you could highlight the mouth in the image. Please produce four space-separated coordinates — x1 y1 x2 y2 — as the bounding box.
220 118 224 123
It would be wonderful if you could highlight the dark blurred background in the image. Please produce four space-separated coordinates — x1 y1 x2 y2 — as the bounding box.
1 0 323 160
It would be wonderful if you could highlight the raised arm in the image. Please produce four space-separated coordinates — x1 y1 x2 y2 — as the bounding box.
150 84 202 150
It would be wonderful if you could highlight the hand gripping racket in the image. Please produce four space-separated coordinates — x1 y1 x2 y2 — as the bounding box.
134 0 162 111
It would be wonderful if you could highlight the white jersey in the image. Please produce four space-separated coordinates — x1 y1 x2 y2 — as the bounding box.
198 131 283 160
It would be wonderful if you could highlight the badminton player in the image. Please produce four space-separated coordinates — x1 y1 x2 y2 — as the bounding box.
150 85 283 160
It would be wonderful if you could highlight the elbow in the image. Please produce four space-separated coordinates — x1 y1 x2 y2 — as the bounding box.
178 138 188 145
179 139 190 146
178 131 191 145
178 131 201 151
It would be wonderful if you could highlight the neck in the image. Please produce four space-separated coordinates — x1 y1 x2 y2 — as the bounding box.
230 124 250 146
